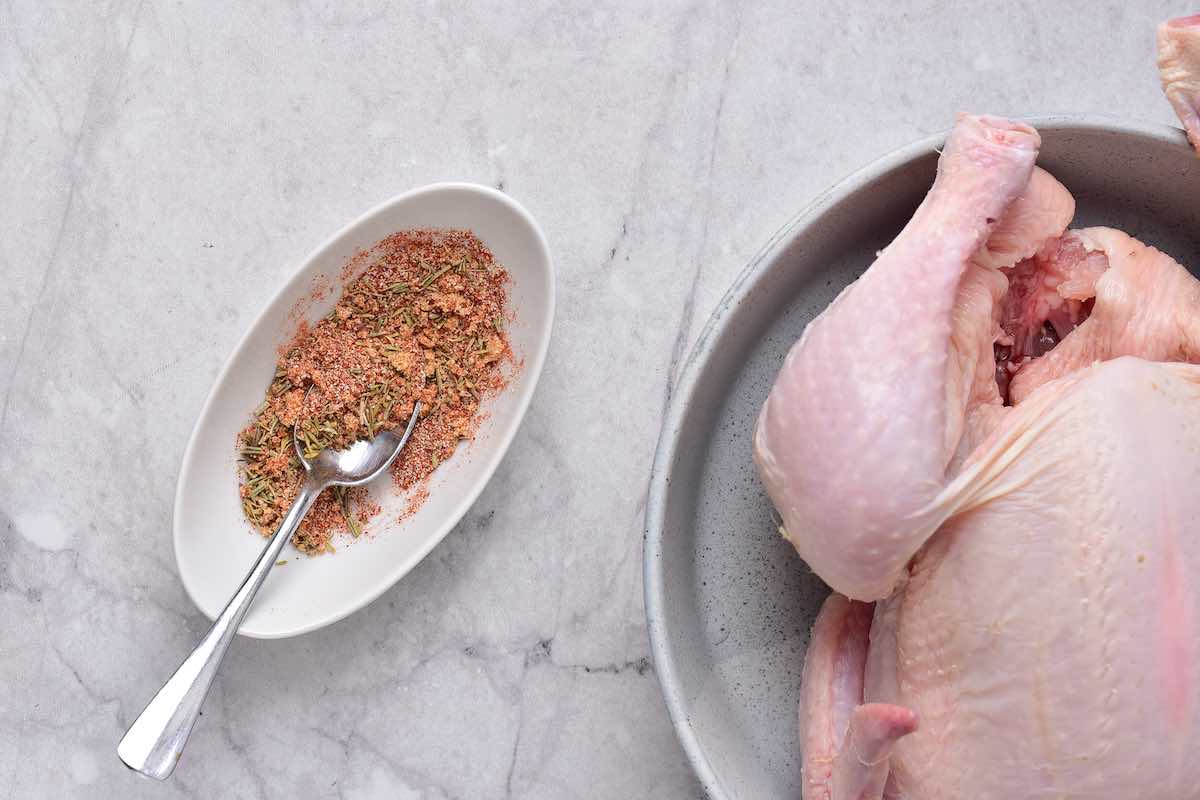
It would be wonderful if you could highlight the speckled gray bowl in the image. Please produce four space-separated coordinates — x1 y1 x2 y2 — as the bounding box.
644 115 1199 799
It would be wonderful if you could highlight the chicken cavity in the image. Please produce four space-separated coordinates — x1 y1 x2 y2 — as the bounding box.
994 233 1108 401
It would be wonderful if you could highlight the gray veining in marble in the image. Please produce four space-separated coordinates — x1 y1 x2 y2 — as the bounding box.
0 1 1185 797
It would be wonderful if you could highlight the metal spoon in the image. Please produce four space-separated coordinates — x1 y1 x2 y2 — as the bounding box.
117 401 421 780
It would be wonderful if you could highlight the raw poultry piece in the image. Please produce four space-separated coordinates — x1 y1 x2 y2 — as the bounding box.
1160 14 1200 150
755 114 1045 604
756 107 1200 798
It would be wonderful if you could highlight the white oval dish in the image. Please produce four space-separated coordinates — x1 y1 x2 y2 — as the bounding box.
174 183 554 638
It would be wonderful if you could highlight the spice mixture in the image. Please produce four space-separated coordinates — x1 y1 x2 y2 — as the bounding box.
237 229 511 554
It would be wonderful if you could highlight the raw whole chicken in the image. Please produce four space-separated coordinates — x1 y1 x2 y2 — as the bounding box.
753 17 1200 800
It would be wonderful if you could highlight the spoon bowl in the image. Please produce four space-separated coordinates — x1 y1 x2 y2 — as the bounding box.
295 400 422 488
306 434 410 486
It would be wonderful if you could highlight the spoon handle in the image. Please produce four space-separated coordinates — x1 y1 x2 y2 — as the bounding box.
117 480 323 780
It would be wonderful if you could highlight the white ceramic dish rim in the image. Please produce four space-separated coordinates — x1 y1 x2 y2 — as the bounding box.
173 182 554 639
642 115 1191 797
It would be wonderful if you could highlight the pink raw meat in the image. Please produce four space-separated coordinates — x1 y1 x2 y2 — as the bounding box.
1159 15 1200 151
756 110 1200 798
754 114 1042 604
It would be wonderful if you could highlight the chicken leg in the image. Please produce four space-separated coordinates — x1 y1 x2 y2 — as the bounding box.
754 114 1045 601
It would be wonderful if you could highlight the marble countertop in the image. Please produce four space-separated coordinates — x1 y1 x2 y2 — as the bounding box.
0 2 1183 797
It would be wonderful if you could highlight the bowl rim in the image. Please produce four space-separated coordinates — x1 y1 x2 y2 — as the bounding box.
173 181 555 639
642 114 1191 796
